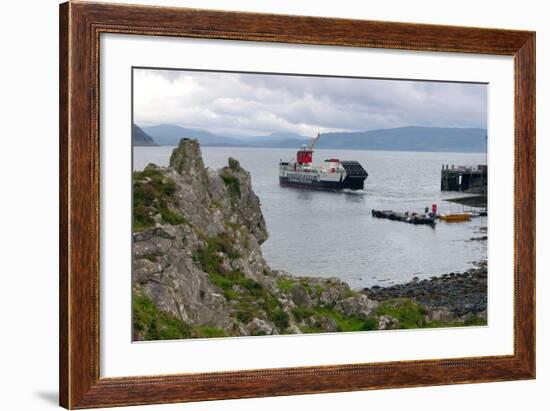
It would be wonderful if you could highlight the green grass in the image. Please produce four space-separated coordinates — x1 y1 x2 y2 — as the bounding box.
133 292 231 340
292 305 377 333
276 277 296 293
313 285 324 298
375 298 427 329
207 270 263 301
423 320 464 328
133 218 153 233
133 168 186 231
195 234 240 267
291 306 315 322
194 233 291 331
194 233 246 301
464 315 487 326
196 233 268 301
133 293 191 340
300 281 313 296
300 325 326 334
423 314 486 329
159 203 187 225
314 306 378 332
193 326 227 338
133 183 156 231
194 234 241 292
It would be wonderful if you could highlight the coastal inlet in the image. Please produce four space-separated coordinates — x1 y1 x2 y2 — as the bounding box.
135 146 487 289
132 140 487 340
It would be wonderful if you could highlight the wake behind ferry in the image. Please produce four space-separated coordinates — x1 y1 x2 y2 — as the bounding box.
278 133 368 191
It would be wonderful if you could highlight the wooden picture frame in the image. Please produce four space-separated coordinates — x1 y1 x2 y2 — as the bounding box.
59 1 535 408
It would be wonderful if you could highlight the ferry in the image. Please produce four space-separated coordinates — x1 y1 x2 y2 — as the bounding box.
278 133 368 191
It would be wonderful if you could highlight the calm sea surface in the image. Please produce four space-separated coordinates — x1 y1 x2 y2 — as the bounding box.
134 146 487 289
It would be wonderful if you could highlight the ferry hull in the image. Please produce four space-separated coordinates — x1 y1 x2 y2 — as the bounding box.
279 175 366 191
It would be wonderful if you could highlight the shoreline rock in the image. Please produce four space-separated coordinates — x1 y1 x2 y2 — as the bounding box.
363 261 487 321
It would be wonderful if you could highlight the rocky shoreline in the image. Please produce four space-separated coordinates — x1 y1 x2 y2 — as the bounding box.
132 139 487 341
363 261 487 323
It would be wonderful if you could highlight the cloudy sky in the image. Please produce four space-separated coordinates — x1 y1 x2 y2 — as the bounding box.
133 68 487 137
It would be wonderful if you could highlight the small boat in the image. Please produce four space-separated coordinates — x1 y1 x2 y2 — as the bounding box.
372 209 437 227
439 213 472 222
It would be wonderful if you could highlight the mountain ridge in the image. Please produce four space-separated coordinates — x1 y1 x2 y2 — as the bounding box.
132 123 157 146
140 124 487 153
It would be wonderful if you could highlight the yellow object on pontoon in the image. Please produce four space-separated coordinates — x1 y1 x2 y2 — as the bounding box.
439 213 472 222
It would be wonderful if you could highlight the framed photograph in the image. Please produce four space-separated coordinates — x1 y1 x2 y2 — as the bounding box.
59 1 535 408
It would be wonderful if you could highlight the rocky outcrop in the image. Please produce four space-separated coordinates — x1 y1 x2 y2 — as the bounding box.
133 139 487 341
133 139 275 339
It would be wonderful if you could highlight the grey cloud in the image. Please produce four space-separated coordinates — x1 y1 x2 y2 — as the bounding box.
134 68 487 137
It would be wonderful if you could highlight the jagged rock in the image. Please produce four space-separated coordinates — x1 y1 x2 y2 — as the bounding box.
138 253 233 330
363 261 487 320
316 279 350 306
228 157 241 171
206 169 231 210
290 284 312 308
286 323 302 334
336 294 378 317
133 234 173 258
133 259 162 284
219 163 268 244
247 318 276 336
318 316 338 333
378 315 398 330
133 139 274 336
426 308 454 323
169 138 206 178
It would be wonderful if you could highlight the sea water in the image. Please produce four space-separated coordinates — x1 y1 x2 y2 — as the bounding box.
134 146 487 289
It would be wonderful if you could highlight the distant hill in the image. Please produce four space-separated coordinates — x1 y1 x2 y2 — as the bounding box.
243 132 310 148
316 127 487 153
142 124 244 146
139 124 487 153
132 124 156 146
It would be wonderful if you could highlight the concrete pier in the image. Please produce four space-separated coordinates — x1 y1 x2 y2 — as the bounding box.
441 164 487 194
